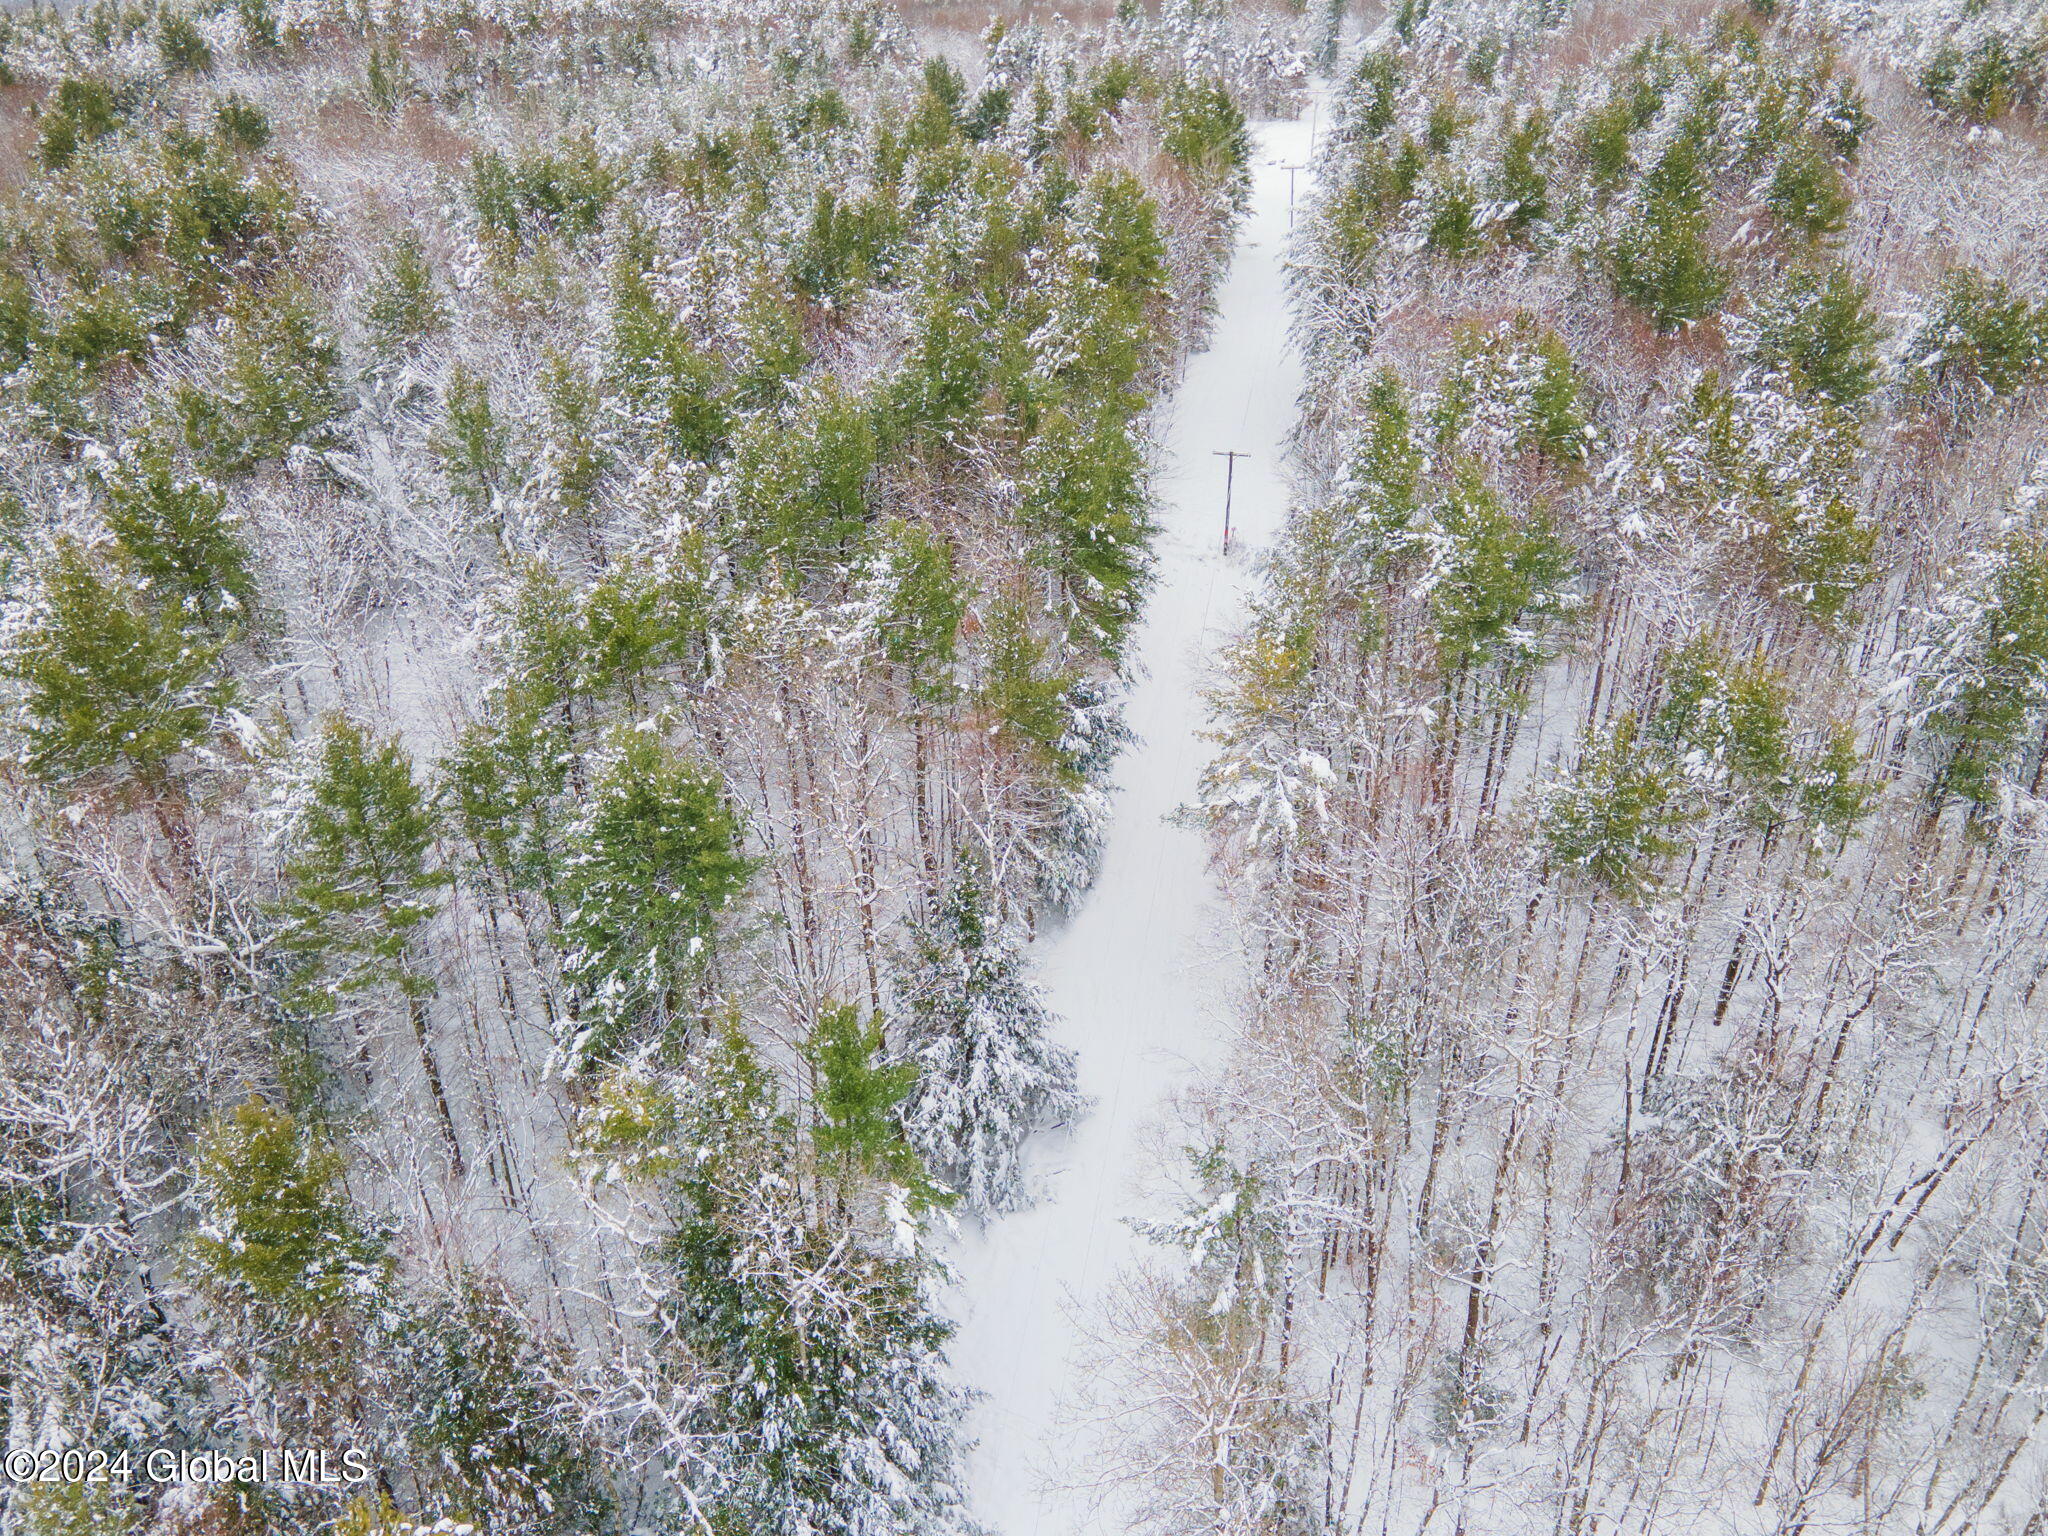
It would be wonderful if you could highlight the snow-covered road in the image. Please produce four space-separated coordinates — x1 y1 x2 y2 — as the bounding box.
943 112 1317 1536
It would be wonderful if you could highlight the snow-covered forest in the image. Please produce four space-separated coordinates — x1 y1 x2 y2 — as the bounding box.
0 0 1312 1529
6 0 2048 1531
1099 0 2048 1532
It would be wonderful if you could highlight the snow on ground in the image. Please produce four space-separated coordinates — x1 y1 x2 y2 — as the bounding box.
941 110 1320 1536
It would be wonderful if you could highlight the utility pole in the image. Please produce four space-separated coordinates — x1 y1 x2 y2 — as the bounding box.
1213 450 1247 553
1282 162 1305 226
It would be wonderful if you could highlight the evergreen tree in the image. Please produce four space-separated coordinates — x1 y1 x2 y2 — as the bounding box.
1651 368 1873 619
3 537 233 789
538 350 609 520
977 597 1073 773
178 282 347 477
159 14 214 76
1928 525 2048 810
607 266 731 464
37 78 122 171
1904 269 2048 405
1921 32 2040 123
1763 140 1850 238
893 867 1082 1215
1607 135 1729 332
395 1273 608 1532
572 562 703 706
1336 368 1424 565
1068 167 1167 388
1436 316 1592 465
873 518 964 710
1654 634 1794 803
1796 723 1873 843
1518 325 1593 463
1652 633 1868 837
191 1097 389 1319
792 185 899 311
364 230 450 356
98 433 255 631
1024 405 1153 659
1767 445 1873 623
0 266 40 372
889 278 987 445
467 132 616 248
805 1003 933 1209
10 1478 142 1536
445 680 573 902
1160 74 1251 193
1489 103 1550 241
435 363 506 516
731 382 877 573
558 735 752 1069
1741 264 1885 408
660 1023 973 1536
1423 165 1482 258
188 1097 392 1427
275 715 465 1173
213 92 272 151
1428 463 1576 676
1543 713 1696 900
731 280 811 409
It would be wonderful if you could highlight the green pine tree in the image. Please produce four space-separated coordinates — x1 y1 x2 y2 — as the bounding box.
4 538 233 790
37 78 122 170
1905 269 2048 404
1543 712 1697 900
804 1003 933 1209
874 518 965 709
98 434 256 632
1743 265 1885 407
1764 140 1851 238
1160 74 1250 192
445 679 573 903
213 92 272 151
178 282 347 477
395 1273 608 1532
1429 463 1576 676
893 865 1081 1214
190 1097 389 1318
731 382 876 573
1490 103 1550 240
1338 368 1424 564
538 350 610 520
976 597 1074 775
889 279 988 445
1024 406 1153 659
558 735 752 1069
1654 633 1793 805
159 13 214 74
187 1096 392 1412
364 230 450 356
1607 136 1729 332
435 363 507 519
659 1023 970 1536
1930 526 2048 810
607 266 732 464
276 716 465 1174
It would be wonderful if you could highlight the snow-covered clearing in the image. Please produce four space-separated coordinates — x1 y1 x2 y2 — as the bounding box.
943 111 1318 1536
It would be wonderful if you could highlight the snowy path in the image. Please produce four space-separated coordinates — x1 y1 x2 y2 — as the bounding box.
943 114 1317 1536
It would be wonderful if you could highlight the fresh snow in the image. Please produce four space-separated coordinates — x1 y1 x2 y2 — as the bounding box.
942 112 1318 1536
